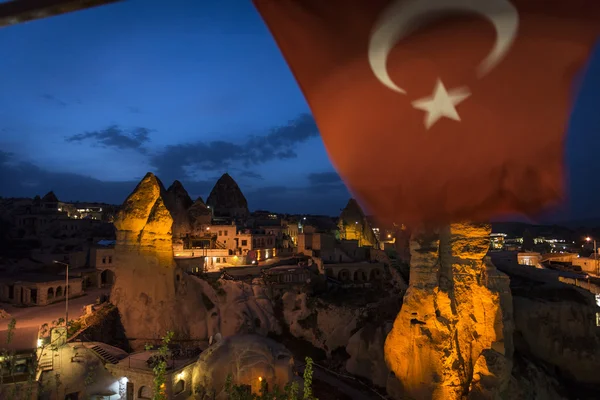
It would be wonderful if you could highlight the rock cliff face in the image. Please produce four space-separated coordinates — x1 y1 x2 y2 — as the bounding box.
384 222 513 400
338 198 378 247
164 180 193 238
346 322 393 388
281 292 360 355
493 260 600 398
192 277 281 338
111 173 278 347
206 173 249 219
188 196 212 234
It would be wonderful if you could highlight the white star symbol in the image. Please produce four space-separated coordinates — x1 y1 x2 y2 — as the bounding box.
411 79 471 130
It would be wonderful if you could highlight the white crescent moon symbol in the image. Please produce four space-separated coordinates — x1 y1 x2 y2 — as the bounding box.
368 0 520 94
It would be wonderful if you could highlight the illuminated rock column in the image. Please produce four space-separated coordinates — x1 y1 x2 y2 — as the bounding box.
384 222 513 400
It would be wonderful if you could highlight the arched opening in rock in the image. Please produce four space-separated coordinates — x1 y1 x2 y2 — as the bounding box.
101 269 116 286
338 269 350 281
370 268 382 281
354 269 367 282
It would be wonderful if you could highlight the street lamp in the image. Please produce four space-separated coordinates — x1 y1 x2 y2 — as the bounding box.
53 260 69 326
585 237 598 276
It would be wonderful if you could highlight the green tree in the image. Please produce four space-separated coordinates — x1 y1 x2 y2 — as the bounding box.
146 331 174 400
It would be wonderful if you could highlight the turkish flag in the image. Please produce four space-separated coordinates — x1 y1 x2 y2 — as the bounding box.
253 0 600 227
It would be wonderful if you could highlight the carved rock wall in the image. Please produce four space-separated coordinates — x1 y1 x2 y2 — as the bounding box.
192 335 296 399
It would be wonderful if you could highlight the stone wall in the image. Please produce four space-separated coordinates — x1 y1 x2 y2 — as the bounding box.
558 276 600 295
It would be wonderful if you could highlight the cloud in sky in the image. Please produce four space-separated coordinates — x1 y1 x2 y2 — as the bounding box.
65 125 152 153
307 171 343 186
0 150 349 215
238 170 263 180
148 113 319 181
59 113 318 184
41 94 68 107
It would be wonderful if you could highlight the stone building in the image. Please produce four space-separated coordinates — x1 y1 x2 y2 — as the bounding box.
262 265 312 286
0 273 83 306
323 262 385 284
38 340 128 400
90 242 117 287
106 350 196 400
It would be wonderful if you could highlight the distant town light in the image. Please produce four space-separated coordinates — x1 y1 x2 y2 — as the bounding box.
206 227 210 231
258 376 263 382
387 234 391 238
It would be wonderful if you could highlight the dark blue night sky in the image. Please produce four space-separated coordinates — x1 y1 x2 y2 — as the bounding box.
0 0 598 221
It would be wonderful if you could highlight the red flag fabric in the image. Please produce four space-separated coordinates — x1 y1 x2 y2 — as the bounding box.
253 0 600 227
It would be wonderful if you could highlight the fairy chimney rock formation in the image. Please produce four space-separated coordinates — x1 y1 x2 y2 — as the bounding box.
384 222 514 400
338 198 378 247
188 196 212 234
206 173 249 219
111 173 186 342
164 180 193 238
110 172 282 348
113 172 171 248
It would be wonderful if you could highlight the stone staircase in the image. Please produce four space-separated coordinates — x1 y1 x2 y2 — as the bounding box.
90 345 119 364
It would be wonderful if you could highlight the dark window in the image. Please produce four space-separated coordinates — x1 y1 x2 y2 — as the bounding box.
108 256 112 264
224 230 228 236
241 240 247 246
